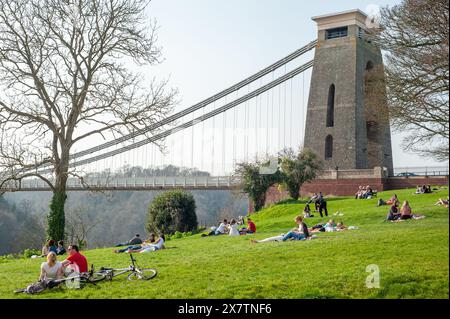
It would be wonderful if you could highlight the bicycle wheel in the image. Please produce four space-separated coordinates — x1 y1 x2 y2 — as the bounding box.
89 272 108 283
127 268 157 281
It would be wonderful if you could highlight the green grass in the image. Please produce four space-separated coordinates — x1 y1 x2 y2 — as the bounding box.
1 187 448 299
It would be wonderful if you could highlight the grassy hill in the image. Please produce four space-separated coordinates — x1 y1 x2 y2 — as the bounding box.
0 187 448 299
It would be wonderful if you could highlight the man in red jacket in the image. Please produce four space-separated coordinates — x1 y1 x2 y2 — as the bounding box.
61 244 88 274
247 218 256 233
240 217 257 235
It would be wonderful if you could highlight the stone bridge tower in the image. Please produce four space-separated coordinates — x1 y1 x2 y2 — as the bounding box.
304 10 394 174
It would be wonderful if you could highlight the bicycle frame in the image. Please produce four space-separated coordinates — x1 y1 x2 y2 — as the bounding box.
100 254 139 278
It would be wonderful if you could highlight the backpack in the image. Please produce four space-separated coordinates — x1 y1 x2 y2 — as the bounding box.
25 280 48 294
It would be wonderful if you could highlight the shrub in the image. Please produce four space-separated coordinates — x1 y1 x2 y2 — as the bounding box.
0 253 21 262
23 249 41 259
173 231 183 239
165 230 196 241
146 190 198 235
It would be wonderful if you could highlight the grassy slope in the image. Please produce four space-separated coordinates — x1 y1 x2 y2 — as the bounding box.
0 187 448 299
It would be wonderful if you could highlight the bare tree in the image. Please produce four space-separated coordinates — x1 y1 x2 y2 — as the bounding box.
0 0 177 240
373 0 449 161
66 205 100 250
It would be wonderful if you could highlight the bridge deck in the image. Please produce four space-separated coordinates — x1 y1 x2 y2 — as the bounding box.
0 176 241 192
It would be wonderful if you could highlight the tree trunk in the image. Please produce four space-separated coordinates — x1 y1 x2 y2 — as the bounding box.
253 192 267 212
288 184 300 201
47 190 66 241
47 159 68 241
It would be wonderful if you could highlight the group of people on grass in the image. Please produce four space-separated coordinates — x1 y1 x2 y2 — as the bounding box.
40 239 66 257
386 200 414 221
381 194 426 222
250 214 352 244
251 215 309 244
38 244 88 281
36 233 165 284
415 185 432 194
201 217 257 237
32 186 446 287
251 191 356 244
355 185 374 199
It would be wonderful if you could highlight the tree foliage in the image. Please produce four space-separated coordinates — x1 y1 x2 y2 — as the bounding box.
373 0 449 161
146 190 198 235
279 148 323 201
234 158 282 212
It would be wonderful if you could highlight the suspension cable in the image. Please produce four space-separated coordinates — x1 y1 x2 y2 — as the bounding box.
15 41 317 176
33 60 314 175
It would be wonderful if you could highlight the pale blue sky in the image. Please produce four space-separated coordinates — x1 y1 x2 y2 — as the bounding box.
130 0 447 172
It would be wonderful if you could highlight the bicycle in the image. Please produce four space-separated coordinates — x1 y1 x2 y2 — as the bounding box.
93 253 157 281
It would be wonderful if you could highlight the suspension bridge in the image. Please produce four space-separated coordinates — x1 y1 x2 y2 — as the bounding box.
0 10 448 194
1 32 317 191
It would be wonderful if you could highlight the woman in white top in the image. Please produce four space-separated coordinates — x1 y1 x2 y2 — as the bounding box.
228 219 240 236
39 252 63 281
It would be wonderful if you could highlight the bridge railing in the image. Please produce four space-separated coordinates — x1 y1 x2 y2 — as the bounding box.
0 176 242 191
390 166 449 177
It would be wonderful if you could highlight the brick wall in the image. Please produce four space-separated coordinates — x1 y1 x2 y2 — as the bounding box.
300 177 386 196
385 176 449 190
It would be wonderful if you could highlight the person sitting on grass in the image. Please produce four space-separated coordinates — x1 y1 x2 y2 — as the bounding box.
303 204 314 218
202 219 229 237
399 201 426 220
56 240 66 255
415 185 425 194
126 233 166 253
399 200 413 220
228 219 240 236
61 244 88 275
251 215 310 243
363 185 373 199
355 186 363 199
239 217 257 235
39 252 63 281
434 197 449 208
386 203 401 222
41 239 57 257
280 215 310 241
